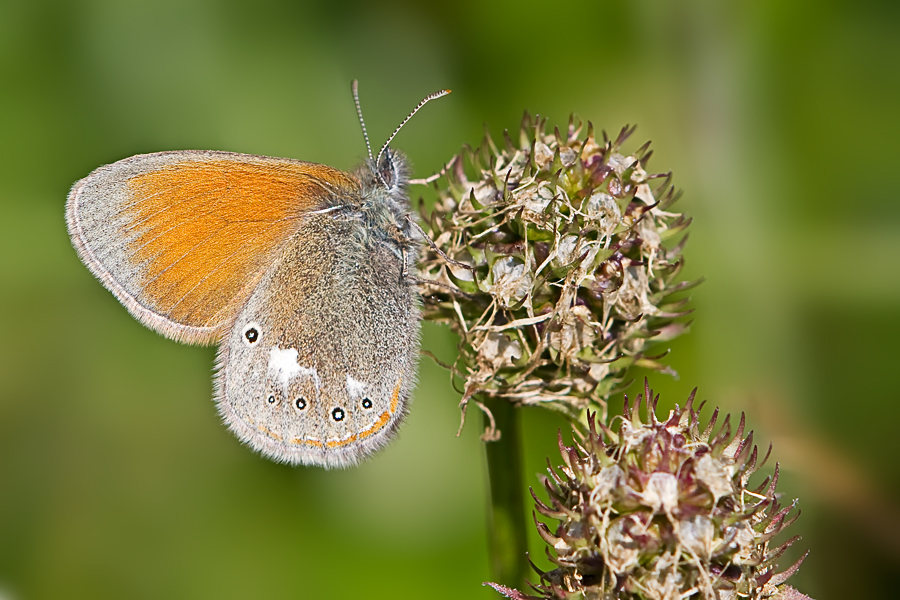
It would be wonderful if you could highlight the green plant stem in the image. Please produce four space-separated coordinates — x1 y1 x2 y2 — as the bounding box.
482 397 528 589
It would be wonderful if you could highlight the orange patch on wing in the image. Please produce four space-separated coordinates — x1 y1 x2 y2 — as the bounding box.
124 158 358 329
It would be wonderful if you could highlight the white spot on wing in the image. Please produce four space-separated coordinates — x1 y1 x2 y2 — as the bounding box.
268 346 319 390
346 374 367 397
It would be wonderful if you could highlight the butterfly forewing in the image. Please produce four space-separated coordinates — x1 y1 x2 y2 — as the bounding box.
66 151 359 344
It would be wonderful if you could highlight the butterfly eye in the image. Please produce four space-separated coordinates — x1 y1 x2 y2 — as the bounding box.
379 167 394 188
361 397 373 409
242 322 261 346
331 407 345 422
295 397 307 410
377 151 396 188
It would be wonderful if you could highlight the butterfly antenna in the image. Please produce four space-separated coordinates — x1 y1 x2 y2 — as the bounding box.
351 80 374 161
375 88 451 175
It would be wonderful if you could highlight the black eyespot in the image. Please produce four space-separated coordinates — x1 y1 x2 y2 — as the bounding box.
267 395 276 404
295 397 307 410
361 397 373 409
244 327 259 344
331 407 345 422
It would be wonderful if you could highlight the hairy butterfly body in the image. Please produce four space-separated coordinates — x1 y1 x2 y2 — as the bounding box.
65 84 448 467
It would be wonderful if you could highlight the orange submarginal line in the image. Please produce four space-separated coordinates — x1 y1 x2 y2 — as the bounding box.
290 438 324 448
257 425 283 441
357 411 391 440
389 378 402 414
326 434 359 448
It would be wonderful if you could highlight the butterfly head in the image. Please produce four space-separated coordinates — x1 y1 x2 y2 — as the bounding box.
368 146 410 196
351 80 449 198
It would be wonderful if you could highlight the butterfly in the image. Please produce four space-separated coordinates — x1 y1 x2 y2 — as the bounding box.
66 81 449 467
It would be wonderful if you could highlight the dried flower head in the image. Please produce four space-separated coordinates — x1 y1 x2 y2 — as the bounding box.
416 114 697 424
510 382 806 600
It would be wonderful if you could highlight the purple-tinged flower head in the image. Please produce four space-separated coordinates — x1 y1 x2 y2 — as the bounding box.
516 382 807 599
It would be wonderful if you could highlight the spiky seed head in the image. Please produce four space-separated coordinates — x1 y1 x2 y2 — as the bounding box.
519 382 807 600
417 114 697 424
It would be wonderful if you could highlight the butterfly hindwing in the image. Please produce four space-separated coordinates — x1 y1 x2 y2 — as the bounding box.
215 210 420 467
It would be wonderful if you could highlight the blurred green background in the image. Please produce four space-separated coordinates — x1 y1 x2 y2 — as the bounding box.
1 0 898 598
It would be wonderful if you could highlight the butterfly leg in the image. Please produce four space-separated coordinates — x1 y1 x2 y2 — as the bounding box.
401 245 409 280
403 214 474 273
